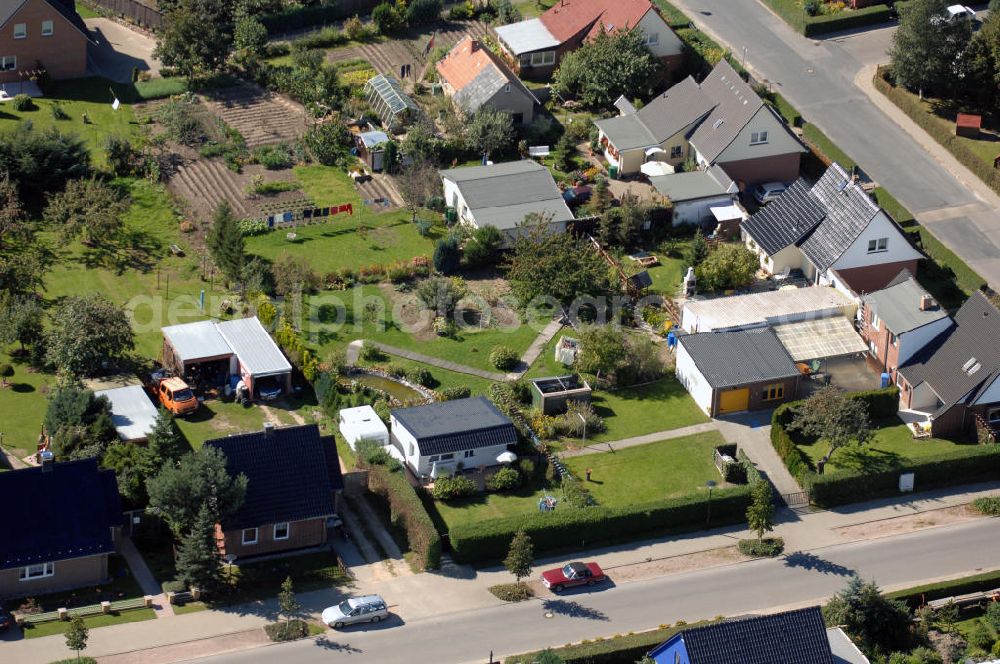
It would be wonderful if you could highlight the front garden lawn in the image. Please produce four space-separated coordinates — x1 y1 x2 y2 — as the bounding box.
22 608 156 639
563 431 728 505
174 398 286 449
796 419 978 473
227 551 352 604
427 475 563 531
574 379 709 444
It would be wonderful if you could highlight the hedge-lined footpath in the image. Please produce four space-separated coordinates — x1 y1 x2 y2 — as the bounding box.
887 569 1000 610
771 387 1000 507
761 0 894 37
449 487 751 564
505 621 712 664
873 66 1000 198
362 462 442 570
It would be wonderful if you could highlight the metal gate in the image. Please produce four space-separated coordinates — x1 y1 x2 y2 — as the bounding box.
781 491 810 508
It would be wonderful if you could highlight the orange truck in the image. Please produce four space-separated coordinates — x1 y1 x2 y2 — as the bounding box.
150 375 199 416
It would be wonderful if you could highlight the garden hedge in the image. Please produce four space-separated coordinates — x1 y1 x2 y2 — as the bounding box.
874 67 1000 198
505 621 713 663
887 569 1000 610
449 487 751 564
261 4 368 33
364 463 442 569
761 0 894 37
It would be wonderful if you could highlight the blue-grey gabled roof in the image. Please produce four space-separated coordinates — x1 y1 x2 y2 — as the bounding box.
0 458 122 570
679 328 799 389
391 397 517 456
741 178 825 255
205 424 342 530
649 607 835 664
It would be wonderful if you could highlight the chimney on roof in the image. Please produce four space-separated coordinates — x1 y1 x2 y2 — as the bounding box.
40 448 54 472
919 294 935 311
263 422 274 436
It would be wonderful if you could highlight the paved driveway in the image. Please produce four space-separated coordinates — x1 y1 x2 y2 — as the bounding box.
671 0 1000 288
86 18 161 83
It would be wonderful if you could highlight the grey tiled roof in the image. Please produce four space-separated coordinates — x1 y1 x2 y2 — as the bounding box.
649 169 730 203
595 76 712 150
863 272 949 334
593 113 657 151
679 328 799 389
669 607 835 664
392 397 517 456
798 163 880 271
741 178 825 255
688 60 764 163
205 424 341 530
899 291 1000 414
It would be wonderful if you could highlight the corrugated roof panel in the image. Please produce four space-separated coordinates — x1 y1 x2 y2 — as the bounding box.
216 317 292 377
162 320 233 362
95 385 159 442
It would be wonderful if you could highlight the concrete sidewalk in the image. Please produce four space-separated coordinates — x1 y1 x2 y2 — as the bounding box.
5 481 999 664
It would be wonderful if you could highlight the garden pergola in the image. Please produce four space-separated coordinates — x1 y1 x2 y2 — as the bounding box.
364 74 419 131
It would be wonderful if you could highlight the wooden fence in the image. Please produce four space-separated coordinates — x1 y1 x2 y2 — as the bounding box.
86 0 163 30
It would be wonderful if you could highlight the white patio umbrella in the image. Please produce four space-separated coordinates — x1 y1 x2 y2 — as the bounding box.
496 451 518 464
640 160 675 177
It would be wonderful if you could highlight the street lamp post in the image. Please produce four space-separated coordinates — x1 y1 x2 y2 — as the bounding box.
706 480 716 526
224 554 237 597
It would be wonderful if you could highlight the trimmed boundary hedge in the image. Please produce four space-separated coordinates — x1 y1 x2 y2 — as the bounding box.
448 487 751 564
887 568 1000 610
761 0 894 37
771 386 1000 507
505 621 712 664
363 463 442 570
873 66 1000 198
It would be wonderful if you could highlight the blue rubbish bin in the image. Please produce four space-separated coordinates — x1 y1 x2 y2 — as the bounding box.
880 372 890 388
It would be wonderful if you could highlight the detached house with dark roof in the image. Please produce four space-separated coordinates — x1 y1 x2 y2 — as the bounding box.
494 0 683 79
436 36 539 125
204 423 343 559
595 60 805 184
742 163 923 296
675 328 801 416
859 270 953 384
390 396 518 479
897 292 1000 440
1 0 90 84
649 606 869 664
0 458 122 599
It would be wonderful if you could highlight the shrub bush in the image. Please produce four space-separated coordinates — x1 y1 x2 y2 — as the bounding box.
406 366 433 387
50 103 69 120
440 386 472 400
162 579 186 593
11 94 32 111
489 582 533 602
372 2 405 33
449 487 751 563
261 4 343 33
487 466 521 492
490 345 519 371
972 495 1000 516
760 0 893 37
561 476 595 508
433 474 478 500
407 0 443 25
264 619 309 642
738 537 785 557
238 218 270 236
360 344 386 363
715 444 747 484
253 144 295 169
362 462 441 569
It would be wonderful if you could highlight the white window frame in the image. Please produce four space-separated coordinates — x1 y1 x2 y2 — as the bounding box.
464 450 474 458
530 51 555 66
645 32 659 46
868 237 889 253
242 527 258 545
670 145 683 158
13 23 26 39
0 56 15 71
273 522 289 540
20 562 54 580
750 131 768 145
41 20 53 36
871 312 880 330
869 339 878 357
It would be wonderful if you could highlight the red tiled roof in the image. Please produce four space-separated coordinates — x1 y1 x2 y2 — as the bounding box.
956 113 982 129
539 0 654 43
435 36 506 91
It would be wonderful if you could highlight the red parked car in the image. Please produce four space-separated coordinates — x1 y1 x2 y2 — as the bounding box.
541 562 606 592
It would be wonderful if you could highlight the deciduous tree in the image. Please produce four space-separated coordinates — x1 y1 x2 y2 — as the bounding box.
465 107 516 159
278 576 300 623
156 0 233 80
695 243 758 292
553 29 659 110
746 480 775 542
64 615 89 661
577 325 629 382
504 528 533 586
788 386 872 470
0 173 30 250
233 14 268 67
45 294 134 376
889 0 972 97
0 295 43 353
397 159 439 223
44 178 130 246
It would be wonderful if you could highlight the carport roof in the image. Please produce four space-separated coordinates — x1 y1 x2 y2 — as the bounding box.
95 385 158 442
163 320 233 362
771 316 868 362
216 317 292 378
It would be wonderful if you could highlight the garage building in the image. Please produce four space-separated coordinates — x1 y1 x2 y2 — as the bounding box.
676 328 801 416
95 385 159 443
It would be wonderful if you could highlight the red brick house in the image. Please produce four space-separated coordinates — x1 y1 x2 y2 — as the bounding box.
204 423 344 560
494 0 684 79
859 269 953 384
0 0 90 85
897 292 1000 440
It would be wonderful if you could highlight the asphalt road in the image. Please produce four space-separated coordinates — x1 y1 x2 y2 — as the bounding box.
191 518 1000 664
670 0 1000 287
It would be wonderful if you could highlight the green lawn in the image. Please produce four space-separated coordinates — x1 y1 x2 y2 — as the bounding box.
797 420 978 473
803 123 858 172
645 256 685 298
357 355 497 396
0 349 56 458
523 333 574 380
245 168 444 273
306 285 548 373
0 78 141 166
76 1 102 18
174 399 278 449
428 475 562 530
22 608 156 639
513 0 557 18
577 379 709 443
227 551 352 603
563 431 727 505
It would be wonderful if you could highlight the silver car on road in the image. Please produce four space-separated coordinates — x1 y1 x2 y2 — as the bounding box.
321 595 389 628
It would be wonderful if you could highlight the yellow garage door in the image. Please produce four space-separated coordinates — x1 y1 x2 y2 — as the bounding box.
718 388 749 414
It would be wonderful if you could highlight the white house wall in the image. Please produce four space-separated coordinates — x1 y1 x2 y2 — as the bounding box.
716 106 803 165
675 342 713 414
909 381 943 412
974 374 1000 407
897 318 953 366
442 178 472 223
830 211 923 272
391 416 514 477
636 10 684 59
